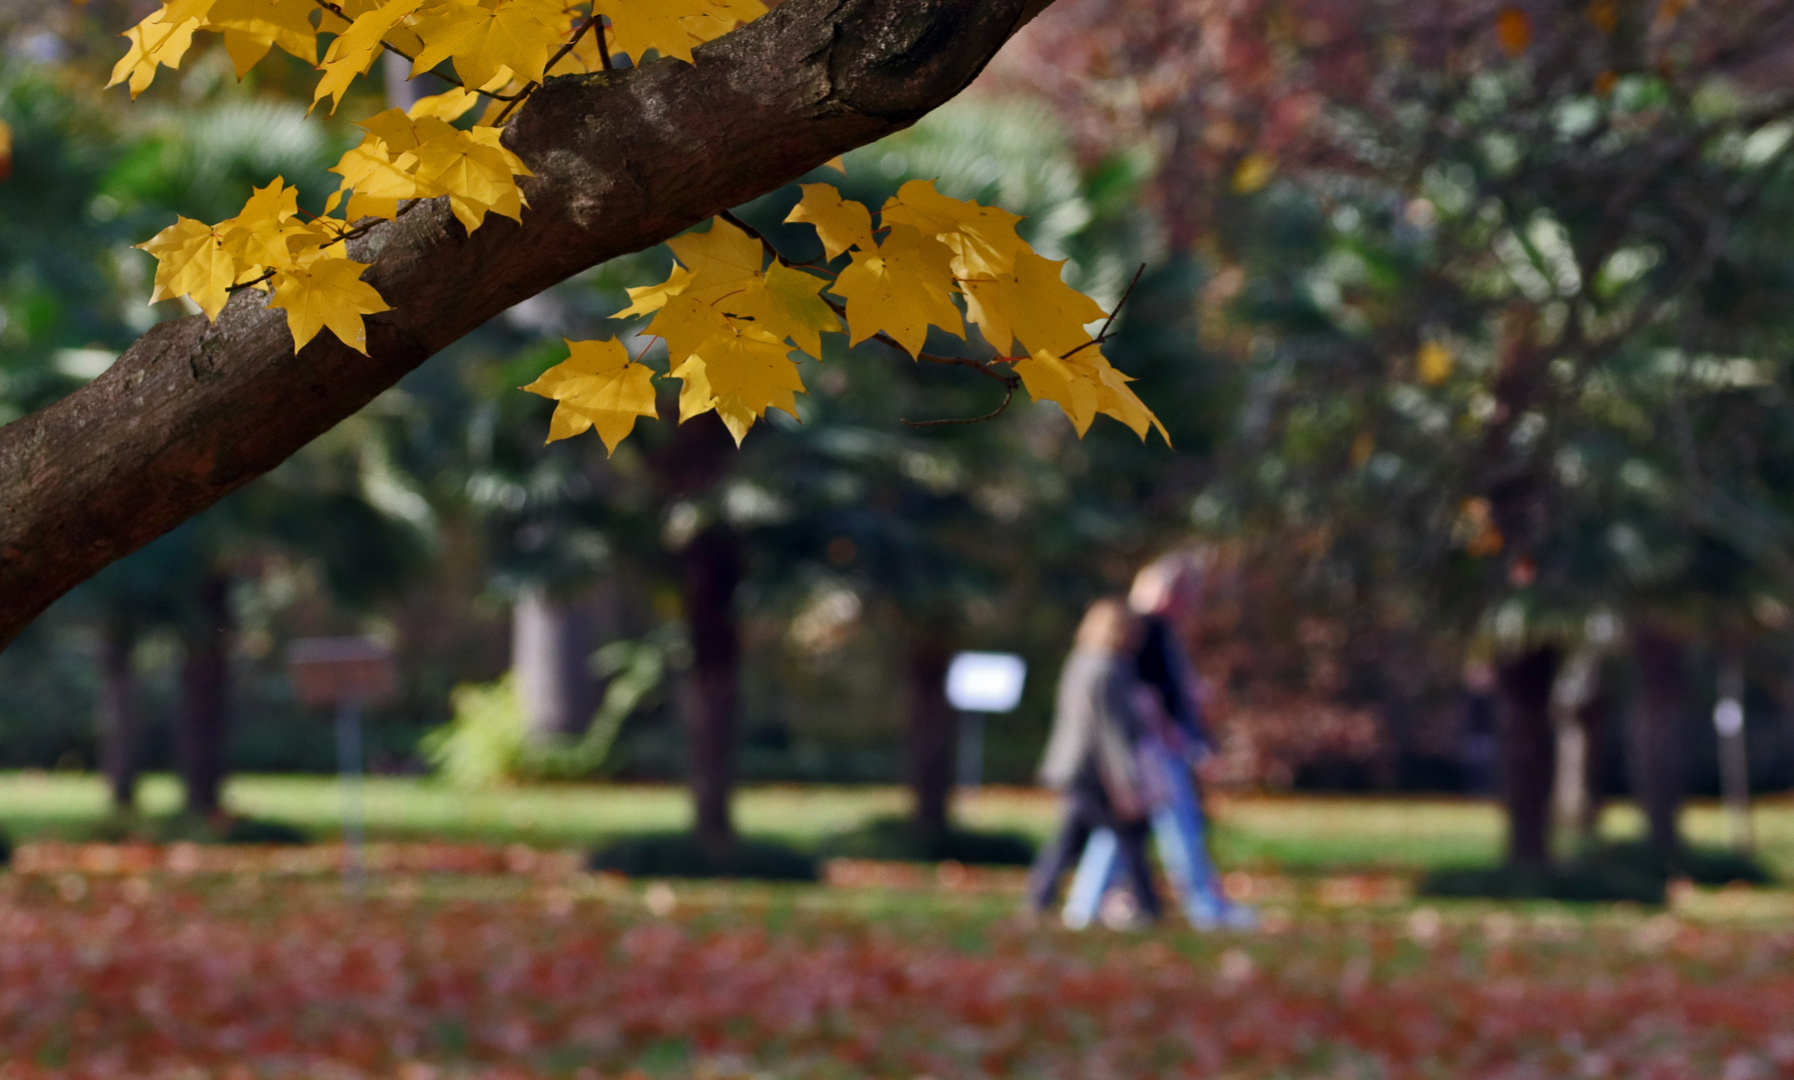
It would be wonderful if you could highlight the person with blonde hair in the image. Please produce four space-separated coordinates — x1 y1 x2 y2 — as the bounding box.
1063 552 1255 930
1027 597 1163 924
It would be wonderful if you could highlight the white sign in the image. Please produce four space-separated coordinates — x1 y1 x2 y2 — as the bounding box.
945 651 1027 713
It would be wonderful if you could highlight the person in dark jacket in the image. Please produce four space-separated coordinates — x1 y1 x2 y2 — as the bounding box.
1027 597 1162 923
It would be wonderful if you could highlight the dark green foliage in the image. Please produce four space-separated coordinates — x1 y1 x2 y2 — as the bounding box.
589 833 818 881
1419 840 1773 904
819 815 1036 865
0 826 11 868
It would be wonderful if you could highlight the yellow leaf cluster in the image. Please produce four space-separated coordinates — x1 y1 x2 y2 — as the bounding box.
111 1 1163 451
787 180 1167 442
332 103 532 230
553 181 1166 451
113 1 768 107
135 176 391 351
618 218 835 444
119 0 768 357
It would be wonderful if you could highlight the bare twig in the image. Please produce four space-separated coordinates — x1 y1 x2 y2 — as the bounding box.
545 12 603 76
223 200 420 294
903 382 1016 427
1062 262 1145 359
491 80 537 124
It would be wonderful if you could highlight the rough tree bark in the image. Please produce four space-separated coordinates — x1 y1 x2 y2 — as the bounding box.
0 0 1059 649
681 524 742 848
1497 646 1560 868
97 614 141 812
903 624 958 840
176 573 233 817
1631 625 1687 861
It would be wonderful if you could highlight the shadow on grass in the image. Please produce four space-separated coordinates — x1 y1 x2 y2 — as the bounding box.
80 813 310 846
1419 839 1773 904
817 815 1036 866
589 833 819 881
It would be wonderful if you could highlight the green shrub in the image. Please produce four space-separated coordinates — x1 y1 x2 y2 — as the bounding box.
0 826 11 868
589 833 818 881
423 637 678 788
819 815 1037 865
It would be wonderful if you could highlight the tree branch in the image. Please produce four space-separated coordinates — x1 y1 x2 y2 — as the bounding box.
0 0 1057 647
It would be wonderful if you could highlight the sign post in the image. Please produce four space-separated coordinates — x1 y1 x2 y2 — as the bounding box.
287 637 397 894
944 651 1027 792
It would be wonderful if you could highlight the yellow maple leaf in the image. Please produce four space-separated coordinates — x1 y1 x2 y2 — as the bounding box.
332 138 426 221
727 261 840 357
136 215 241 321
831 224 963 357
1086 348 1169 443
615 264 694 319
786 183 875 260
314 0 427 114
410 0 563 90
881 179 1025 278
682 324 805 444
647 292 733 368
960 249 1106 357
207 0 319 77
520 338 659 453
217 177 303 271
656 218 840 357
107 7 202 99
412 122 530 231
665 217 763 301
1013 349 1100 436
596 0 765 64
407 87 482 122
669 356 716 423
268 257 391 353
1012 344 1168 442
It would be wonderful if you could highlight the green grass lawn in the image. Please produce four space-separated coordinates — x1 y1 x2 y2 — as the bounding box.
2 771 1790 877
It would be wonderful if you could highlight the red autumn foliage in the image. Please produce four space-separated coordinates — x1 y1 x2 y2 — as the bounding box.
0 866 1789 1078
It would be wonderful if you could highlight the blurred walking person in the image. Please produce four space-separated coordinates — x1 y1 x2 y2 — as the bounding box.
1064 554 1254 930
1027 597 1162 926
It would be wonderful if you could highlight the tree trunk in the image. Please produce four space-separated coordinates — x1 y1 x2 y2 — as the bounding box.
96 615 140 813
681 525 741 847
903 626 957 840
512 585 600 741
1497 646 1560 868
1576 689 1611 840
1630 625 1686 862
0 0 1061 649
177 574 233 818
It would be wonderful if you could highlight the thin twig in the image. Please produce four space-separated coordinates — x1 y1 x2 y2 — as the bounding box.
545 12 603 76
1062 263 1146 359
903 383 1016 428
223 200 419 293
491 81 537 124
